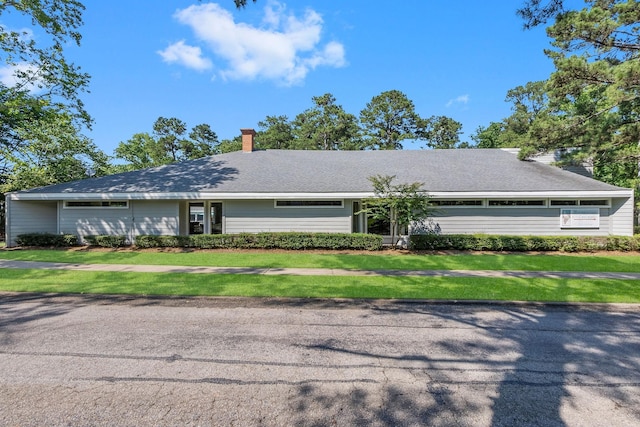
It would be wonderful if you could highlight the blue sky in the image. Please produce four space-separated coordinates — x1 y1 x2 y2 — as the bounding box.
3 1 557 154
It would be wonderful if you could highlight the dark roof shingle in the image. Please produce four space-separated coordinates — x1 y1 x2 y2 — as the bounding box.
18 149 626 194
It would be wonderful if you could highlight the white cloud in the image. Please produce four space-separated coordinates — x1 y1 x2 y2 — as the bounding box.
162 1 346 85
0 63 43 92
446 94 470 108
157 40 213 71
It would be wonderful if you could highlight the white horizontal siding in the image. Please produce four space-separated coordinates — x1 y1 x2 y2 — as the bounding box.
131 200 179 237
430 207 617 236
609 197 634 236
59 200 179 243
60 205 132 244
225 200 351 233
7 200 57 246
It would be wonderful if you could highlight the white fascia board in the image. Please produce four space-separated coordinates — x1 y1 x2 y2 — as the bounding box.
8 192 377 201
9 189 633 201
428 190 634 198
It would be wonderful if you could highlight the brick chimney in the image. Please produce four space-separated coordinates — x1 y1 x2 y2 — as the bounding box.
241 128 256 153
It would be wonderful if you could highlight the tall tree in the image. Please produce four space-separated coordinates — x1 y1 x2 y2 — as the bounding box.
359 90 421 150
1 0 92 178
113 133 160 171
422 116 464 149
187 123 218 158
153 116 188 163
293 93 362 150
115 118 221 169
1 110 108 192
514 0 640 192
471 81 548 149
256 115 295 149
0 0 90 126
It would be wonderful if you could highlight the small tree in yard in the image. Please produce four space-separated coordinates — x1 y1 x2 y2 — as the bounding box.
360 175 434 248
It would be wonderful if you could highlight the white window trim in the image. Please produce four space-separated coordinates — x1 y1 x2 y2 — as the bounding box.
549 199 611 208
430 200 484 208
486 199 547 208
274 200 344 209
63 200 129 209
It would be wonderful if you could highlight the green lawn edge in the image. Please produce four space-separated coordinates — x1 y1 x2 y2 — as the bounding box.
2 269 640 303
2 249 640 272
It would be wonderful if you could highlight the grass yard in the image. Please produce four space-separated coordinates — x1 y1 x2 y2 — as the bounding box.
2 248 639 303
2 268 640 303
1 248 640 272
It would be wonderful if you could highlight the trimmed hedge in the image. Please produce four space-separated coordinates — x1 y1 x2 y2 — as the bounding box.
409 234 640 252
135 232 383 251
15 233 78 247
85 235 128 248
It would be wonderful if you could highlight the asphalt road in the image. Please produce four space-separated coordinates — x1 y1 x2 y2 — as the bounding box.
1 294 639 426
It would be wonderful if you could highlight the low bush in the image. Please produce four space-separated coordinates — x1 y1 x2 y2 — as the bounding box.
15 233 78 247
85 235 128 248
134 232 383 251
409 234 640 252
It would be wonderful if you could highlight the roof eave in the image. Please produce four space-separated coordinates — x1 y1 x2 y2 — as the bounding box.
7 189 633 201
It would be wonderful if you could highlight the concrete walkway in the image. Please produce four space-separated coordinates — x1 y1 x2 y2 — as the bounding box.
2 259 640 279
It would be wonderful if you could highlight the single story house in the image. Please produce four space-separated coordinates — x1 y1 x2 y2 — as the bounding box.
4 129 634 247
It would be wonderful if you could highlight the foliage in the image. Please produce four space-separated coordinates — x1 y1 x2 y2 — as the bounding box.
514 1 640 193
359 90 421 150
135 232 383 251
0 0 90 125
15 232 78 247
292 93 363 150
85 234 127 248
470 81 548 148
234 0 256 8
0 0 91 175
1 109 109 191
114 117 219 169
410 233 640 252
423 115 465 149
256 115 295 149
360 175 433 246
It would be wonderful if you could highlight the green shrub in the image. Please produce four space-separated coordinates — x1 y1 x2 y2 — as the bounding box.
134 232 383 251
409 234 639 252
15 233 78 247
85 235 128 248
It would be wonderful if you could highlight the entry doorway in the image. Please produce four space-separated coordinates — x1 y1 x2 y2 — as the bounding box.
189 201 223 235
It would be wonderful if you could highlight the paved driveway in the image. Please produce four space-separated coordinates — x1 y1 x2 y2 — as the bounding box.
1 294 639 426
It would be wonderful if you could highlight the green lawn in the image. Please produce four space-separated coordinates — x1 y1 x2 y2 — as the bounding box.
2 249 639 303
1 269 639 303
1 248 640 272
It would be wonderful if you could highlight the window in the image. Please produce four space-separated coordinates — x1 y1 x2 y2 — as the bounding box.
430 200 483 207
551 199 609 207
579 199 609 206
275 200 343 208
367 215 391 236
488 200 546 207
64 201 128 208
550 200 578 206
189 203 204 234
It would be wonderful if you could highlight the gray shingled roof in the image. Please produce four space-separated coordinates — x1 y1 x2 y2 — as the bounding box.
17 149 626 194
